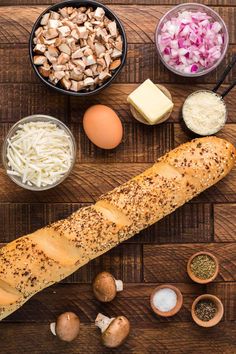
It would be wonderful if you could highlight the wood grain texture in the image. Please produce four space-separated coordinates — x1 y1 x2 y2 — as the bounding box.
207 282 236 321
0 161 236 203
144 243 236 283
0 122 174 162
3 282 235 323
0 1 236 353
70 84 236 123
1 83 236 123
0 202 213 244
214 204 236 242
65 243 143 283
0 322 235 354
0 283 207 323
2 0 236 5
0 6 235 44
1 45 236 85
0 162 236 203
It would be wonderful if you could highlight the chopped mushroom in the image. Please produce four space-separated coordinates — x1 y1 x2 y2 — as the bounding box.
45 28 58 39
111 48 122 59
57 52 70 64
33 43 46 54
94 7 105 20
107 21 118 37
95 313 130 348
33 5 123 92
78 26 89 38
58 25 70 37
61 77 72 90
39 65 51 77
92 271 123 302
58 43 71 55
48 45 59 57
50 312 80 342
48 19 61 29
40 13 50 26
33 55 47 65
71 80 84 91
72 48 83 59
110 59 121 70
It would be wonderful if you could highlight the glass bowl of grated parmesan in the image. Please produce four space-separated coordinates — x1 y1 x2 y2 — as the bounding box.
2 115 76 191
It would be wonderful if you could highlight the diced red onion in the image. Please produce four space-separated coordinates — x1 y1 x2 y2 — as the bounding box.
158 10 224 74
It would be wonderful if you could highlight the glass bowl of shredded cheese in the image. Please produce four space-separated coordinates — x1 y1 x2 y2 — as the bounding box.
2 115 76 191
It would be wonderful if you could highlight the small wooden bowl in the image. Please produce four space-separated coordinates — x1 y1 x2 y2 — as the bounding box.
187 251 219 284
191 294 224 328
150 284 183 317
129 84 173 125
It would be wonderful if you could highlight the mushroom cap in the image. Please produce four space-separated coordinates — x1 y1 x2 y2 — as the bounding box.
92 271 117 302
101 316 130 348
55 312 80 342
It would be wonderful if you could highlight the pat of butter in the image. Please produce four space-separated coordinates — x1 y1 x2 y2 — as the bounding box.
127 79 173 124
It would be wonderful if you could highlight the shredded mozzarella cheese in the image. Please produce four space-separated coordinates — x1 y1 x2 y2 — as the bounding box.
6 121 74 188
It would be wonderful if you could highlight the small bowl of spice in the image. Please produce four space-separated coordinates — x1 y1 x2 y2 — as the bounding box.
150 284 183 317
187 251 219 284
192 294 224 327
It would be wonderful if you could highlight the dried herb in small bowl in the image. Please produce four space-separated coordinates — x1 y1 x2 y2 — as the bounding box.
195 299 217 321
190 254 216 279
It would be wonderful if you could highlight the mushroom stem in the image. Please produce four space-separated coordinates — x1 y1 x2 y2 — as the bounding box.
95 313 114 333
50 322 56 336
115 279 123 292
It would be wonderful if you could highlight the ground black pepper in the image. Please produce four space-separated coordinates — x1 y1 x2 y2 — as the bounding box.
195 300 217 321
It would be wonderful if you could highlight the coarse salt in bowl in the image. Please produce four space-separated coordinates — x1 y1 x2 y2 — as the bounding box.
2 115 76 191
155 3 228 77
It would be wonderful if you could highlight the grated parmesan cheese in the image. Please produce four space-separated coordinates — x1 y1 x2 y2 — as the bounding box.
182 91 226 136
6 121 74 188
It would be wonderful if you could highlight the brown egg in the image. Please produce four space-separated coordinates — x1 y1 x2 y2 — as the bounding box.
83 105 123 149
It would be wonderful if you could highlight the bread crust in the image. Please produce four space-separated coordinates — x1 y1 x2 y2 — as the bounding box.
0 137 235 320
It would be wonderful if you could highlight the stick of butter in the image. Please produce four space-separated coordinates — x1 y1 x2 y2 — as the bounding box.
127 79 174 125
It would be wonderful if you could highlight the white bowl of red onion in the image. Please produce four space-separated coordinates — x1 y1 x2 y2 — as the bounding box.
155 3 228 77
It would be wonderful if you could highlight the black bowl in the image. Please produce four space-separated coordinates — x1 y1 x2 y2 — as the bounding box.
29 0 127 96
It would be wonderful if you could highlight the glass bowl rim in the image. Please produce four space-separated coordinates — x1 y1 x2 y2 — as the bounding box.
155 2 229 77
2 114 77 191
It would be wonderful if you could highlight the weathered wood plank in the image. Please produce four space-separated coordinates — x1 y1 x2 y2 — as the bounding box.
1 45 235 85
0 122 173 162
0 202 212 244
207 282 236 321
0 84 68 123
0 241 142 283
0 322 235 354
72 122 173 163
70 84 236 124
0 6 235 44
1 283 206 323
143 243 236 283
174 123 236 147
214 204 236 242
134 203 213 244
0 203 86 242
4 282 235 323
1 83 236 123
2 0 236 6
61 243 142 283
0 162 235 203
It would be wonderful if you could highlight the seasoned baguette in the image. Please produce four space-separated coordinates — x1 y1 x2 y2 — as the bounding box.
0 136 235 320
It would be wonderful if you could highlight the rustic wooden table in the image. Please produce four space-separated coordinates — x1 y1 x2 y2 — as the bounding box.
0 0 235 353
